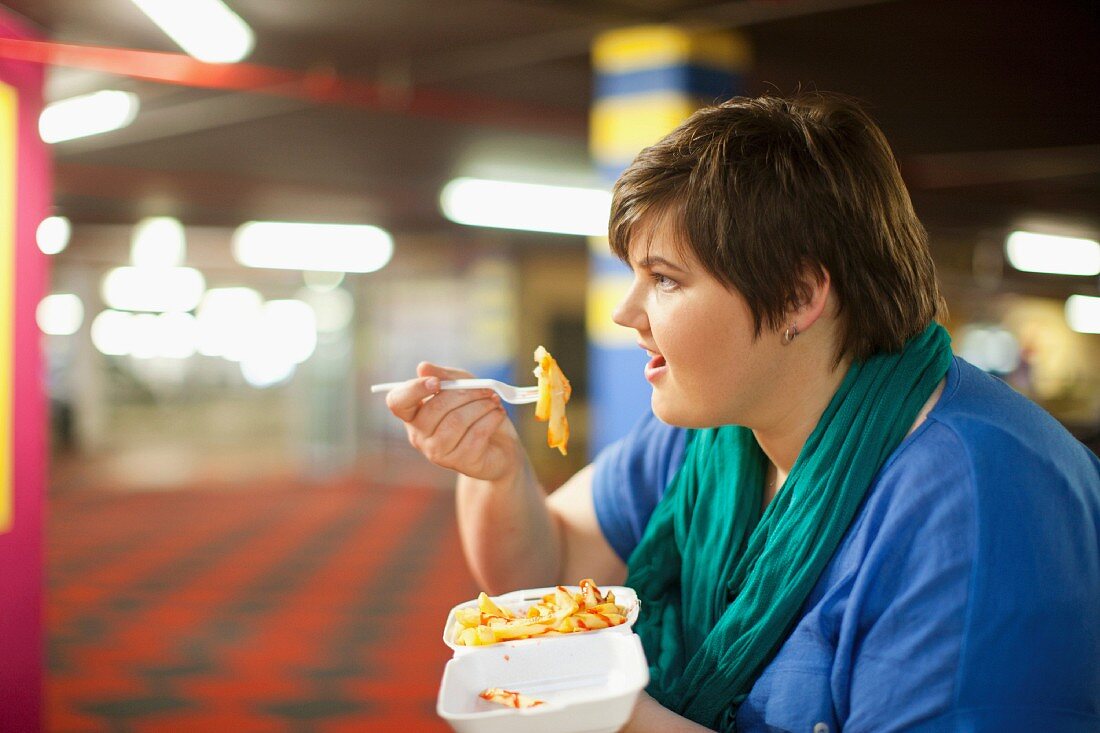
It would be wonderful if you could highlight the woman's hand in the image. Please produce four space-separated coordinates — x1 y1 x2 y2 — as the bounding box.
385 361 520 482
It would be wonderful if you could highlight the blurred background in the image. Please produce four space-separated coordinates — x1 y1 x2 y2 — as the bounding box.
1 0 1098 731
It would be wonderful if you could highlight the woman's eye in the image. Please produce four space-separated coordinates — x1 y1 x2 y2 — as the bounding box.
651 272 679 291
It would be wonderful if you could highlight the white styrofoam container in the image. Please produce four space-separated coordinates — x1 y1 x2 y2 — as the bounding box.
437 631 649 733
442 585 640 654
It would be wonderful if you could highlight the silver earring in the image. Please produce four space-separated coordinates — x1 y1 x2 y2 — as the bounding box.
782 324 799 345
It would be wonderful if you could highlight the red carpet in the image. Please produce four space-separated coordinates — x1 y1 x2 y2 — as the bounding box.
47 479 480 732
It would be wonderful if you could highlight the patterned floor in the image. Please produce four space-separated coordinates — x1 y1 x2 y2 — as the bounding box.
47 478 479 732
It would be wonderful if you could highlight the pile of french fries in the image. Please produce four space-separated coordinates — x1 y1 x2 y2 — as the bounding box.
454 579 628 647
533 345 571 455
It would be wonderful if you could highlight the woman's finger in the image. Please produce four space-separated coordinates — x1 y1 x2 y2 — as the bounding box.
420 395 502 461
413 386 496 437
417 361 474 380
385 375 440 422
445 403 507 466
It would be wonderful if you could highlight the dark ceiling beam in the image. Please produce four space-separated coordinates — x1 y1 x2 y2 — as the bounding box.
51 160 439 229
53 161 425 210
2 0 906 135
683 0 900 26
0 37 584 135
52 90 311 154
904 145 1100 189
406 0 900 85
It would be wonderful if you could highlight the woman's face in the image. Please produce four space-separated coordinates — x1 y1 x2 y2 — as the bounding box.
612 215 788 429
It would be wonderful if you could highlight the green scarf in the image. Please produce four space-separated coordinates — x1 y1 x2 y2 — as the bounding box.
626 323 953 732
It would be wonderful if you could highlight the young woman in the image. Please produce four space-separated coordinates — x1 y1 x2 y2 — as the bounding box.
385 93 1100 732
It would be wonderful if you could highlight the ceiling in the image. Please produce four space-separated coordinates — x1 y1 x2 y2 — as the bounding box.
1 0 1098 289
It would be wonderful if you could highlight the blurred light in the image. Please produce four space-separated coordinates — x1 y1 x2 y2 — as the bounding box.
129 313 161 359
129 0 254 63
131 217 186 267
260 299 317 364
1005 231 1100 276
90 311 198 360
236 299 314 388
1065 295 1100 334
36 216 71 255
232 222 393 273
36 293 84 336
101 266 205 312
959 325 1021 374
39 90 139 143
195 287 263 359
154 312 199 359
240 358 296 389
297 287 354 333
303 270 346 292
90 310 134 356
440 177 611 236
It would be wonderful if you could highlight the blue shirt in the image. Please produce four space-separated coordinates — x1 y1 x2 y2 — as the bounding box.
592 356 1100 732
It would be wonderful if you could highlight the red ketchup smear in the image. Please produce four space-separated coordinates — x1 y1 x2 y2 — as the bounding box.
479 689 544 708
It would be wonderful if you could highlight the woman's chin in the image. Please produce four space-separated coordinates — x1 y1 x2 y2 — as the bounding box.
651 387 730 429
651 392 708 428
650 392 675 425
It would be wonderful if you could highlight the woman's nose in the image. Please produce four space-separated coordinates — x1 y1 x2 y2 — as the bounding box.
612 279 647 332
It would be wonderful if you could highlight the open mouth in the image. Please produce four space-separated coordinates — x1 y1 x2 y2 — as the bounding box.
644 353 668 382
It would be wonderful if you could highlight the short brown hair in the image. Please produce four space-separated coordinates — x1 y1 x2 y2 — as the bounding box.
609 92 944 364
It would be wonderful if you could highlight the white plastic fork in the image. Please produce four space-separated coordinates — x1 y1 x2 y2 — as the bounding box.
369 379 539 404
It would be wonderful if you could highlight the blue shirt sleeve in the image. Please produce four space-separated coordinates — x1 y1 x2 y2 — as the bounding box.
591 409 688 562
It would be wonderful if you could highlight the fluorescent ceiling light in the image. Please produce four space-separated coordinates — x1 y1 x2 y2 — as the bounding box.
36 216 71 255
131 217 186 268
1005 230 1100 276
440 177 611 236
36 293 84 336
91 309 200 359
152 312 199 359
129 0 254 63
297 287 354 333
238 299 317 388
303 270 346 292
198 286 263 315
1065 295 1100 334
240 359 296 389
39 90 139 144
257 300 317 364
101 266 206 313
196 287 263 359
91 310 134 356
129 314 162 359
103 312 199 360
232 222 394 273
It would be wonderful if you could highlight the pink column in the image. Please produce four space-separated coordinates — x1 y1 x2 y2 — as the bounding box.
0 8 49 733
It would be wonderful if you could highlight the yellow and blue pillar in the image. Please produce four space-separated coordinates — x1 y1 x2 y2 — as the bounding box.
587 26 749 453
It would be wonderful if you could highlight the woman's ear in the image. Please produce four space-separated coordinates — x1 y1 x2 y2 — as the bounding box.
789 266 832 333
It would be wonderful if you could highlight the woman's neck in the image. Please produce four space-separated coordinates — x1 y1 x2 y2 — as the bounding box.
753 353 851 491
756 360 948 510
